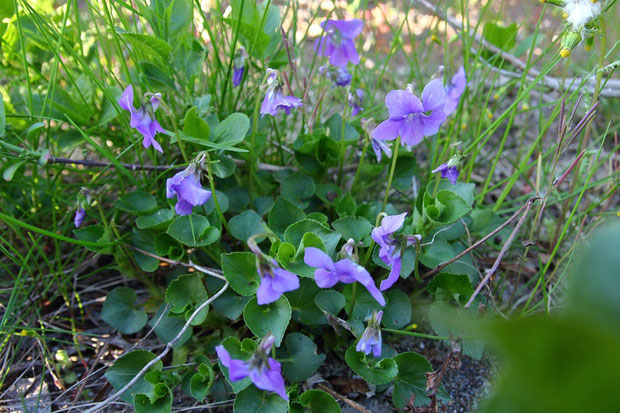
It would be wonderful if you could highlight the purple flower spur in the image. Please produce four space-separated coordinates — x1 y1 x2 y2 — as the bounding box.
315 19 363 67
118 84 166 153
166 164 211 216
216 334 288 400
304 247 385 306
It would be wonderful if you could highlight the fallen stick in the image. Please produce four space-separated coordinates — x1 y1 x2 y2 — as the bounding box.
83 281 229 413
316 383 372 413
464 197 537 308
422 198 539 279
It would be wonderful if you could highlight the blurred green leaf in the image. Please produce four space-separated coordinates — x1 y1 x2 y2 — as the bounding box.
120 32 172 61
116 191 158 215
183 106 210 140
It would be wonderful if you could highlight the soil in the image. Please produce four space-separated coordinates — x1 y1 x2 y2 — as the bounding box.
317 336 495 413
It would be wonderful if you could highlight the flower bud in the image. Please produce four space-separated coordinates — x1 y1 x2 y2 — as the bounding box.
539 0 565 6
560 30 582 58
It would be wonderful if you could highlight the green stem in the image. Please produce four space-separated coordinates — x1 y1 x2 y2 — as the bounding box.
351 132 370 191
413 244 421 282
249 85 262 202
204 152 231 234
219 0 245 110
347 283 358 316
582 17 606 148
337 94 351 187
166 109 188 163
382 328 450 341
381 137 400 212
271 117 285 165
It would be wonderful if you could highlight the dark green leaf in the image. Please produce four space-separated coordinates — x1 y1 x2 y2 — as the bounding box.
243 296 291 347
133 382 172 413
298 389 341 413
229 210 269 242
344 347 398 385
314 290 346 315
268 197 305 234
165 273 209 325
104 350 163 403
221 252 260 296
382 290 412 329
136 209 175 231
281 333 325 382
233 385 288 413
332 216 372 245
101 287 147 334
166 214 219 247
392 352 434 409
212 113 249 145
116 191 158 215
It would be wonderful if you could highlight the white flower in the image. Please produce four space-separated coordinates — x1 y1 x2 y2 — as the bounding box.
563 0 602 28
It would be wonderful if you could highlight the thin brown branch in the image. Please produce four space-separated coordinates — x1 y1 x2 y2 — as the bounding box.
464 197 537 308
316 383 372 413
83 282 229 413
422 199 537 279
131 246 225 280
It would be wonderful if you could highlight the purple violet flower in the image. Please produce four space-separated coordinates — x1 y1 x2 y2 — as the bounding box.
233 65 244 87
371 138 392 162
166 165 211 216
348 89 364 116
320 65 352 87
118 85 165 153
74 207 86 228
216 334 288 401
372 80 447 147
232 47 247 87
260 69 303 117
356 310 383 357
304 247 385 306
256 260 300 305
372 212 407 291
315 19 363 67
432 162 459 185
443 66 467 116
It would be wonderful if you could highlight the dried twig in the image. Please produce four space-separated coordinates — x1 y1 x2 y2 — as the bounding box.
413 0 620 98
131 247 225 280
83 281 229 413
422 199 536 279
464 197 538 308
316 383 372 413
